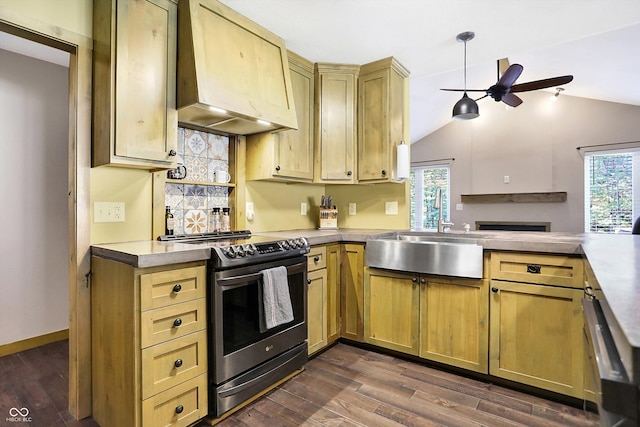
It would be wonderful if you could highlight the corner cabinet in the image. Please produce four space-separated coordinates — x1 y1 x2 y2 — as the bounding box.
314 63 359 184
246 51 315 182
93 0 178 169
358 57 410 183
488 251 585 398
91 257 208 427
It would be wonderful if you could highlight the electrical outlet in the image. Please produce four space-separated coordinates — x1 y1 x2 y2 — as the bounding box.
348 203 357 215
300 202 307 215
94 202 125 223
504 175 510 184
385 201 398 215
456 203 464 211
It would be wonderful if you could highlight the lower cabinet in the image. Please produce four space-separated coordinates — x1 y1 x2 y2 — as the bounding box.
91 257 209 427
489 251 585 399
364 267 488 369
340 243 365 342
306 244 342 355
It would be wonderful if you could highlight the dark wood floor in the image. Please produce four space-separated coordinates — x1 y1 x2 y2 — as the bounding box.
1 340 599 427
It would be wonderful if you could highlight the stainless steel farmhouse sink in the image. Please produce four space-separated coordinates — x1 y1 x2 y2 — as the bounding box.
366 233 484 278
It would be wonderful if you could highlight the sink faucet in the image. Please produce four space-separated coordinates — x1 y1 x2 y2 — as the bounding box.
434 188 454 232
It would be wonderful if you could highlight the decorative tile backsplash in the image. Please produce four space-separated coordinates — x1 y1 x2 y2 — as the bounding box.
165 127 230 234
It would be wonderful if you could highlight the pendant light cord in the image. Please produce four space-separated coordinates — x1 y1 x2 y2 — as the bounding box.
463 40 468 92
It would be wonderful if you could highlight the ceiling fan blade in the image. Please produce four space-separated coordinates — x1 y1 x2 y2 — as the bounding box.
502 93 523 107
474 94 489 102
511 75 574 93
440 88 488 92
498 58 510 78
497 64 523 88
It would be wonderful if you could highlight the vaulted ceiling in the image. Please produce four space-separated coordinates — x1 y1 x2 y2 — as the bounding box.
220 0 640 142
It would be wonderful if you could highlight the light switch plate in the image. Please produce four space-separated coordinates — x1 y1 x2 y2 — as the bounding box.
385 201 398 215
94 202 125 223
300 202 307 215
348 203 357 215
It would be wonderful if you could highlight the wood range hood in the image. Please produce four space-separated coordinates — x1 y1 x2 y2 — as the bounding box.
177 0 298 135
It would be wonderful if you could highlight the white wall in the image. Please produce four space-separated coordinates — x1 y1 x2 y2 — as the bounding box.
0 48 69 344
411 92 640 232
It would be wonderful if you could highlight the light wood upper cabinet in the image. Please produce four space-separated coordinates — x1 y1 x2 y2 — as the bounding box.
246 52 314 182
93 0 178 169
314 63 359 183
358 57 410 183
177 0 298 134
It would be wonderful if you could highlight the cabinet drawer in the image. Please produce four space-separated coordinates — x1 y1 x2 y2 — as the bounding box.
141 330 207 399
307 246 327 272
141 299 207 349
140 265 207 311
490 252 583 288
142 373 208 427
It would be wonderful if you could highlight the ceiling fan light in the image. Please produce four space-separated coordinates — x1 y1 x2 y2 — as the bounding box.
452 93 479 120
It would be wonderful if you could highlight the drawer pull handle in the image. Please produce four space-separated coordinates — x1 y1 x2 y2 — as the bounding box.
527 264 542 274
175 405 184 414
173 318 182 327
313 256 320 263
172 283 182 293
174 359 183 368
491 286 499 293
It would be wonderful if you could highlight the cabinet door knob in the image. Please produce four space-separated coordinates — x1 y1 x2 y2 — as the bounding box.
174 359 183 368
347 170 352 176
420 278 426 284
168 149 177 157
172 283 182 293
173 318 182 327
412 277 417 283
307 279 312 285
381 170 387 176
275 165 281 171
175 405 184 414
491 286 499 293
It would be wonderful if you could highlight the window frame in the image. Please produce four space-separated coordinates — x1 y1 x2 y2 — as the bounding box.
410 162 451 231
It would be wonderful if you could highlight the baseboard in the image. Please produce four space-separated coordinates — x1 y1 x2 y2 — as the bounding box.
0 329 69 357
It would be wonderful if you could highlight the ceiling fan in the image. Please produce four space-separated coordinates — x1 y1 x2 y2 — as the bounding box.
442 56 574 108
441 32 574 118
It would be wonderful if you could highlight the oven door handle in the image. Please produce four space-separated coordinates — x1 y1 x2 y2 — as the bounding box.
216 263 306 289
583 298 638 420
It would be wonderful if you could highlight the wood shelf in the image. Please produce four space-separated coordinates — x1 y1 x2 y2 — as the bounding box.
460 192 567 204
166 179 236 188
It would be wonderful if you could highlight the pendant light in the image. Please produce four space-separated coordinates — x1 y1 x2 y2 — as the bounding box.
452 31 479 120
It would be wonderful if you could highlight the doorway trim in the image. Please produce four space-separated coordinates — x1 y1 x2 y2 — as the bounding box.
0 13 93 420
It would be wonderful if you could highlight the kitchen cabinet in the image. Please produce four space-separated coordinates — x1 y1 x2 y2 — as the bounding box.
419 275 489 373
91 257 208 427
357 57 410 183
314 63 359 184
363 267 488 367
364 267 419 355
341 244 365 341
93 0 178 169
489 252 585 398
306 246 328 355
246 51 315 182
306 244 341 355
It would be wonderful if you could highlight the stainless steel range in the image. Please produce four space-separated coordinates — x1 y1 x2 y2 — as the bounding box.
160 230 310 418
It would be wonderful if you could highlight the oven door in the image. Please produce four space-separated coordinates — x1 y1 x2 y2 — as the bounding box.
211 256 308 384
583 298 639 426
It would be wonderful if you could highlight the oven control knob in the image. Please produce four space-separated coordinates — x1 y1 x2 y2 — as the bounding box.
295 238 305 248
223 247 236 258
243 244 256 255
287 239 297 249
281 240 290 250
234 245 246 257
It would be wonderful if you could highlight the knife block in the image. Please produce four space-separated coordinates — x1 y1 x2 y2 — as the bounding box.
318 208 338 229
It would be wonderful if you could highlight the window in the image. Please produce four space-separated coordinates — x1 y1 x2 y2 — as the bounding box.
584 149 640 233
410 165 450 230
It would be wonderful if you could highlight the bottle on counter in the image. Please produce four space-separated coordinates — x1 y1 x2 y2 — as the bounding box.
165 206 174 235
209 207 221 233
221 207 230 232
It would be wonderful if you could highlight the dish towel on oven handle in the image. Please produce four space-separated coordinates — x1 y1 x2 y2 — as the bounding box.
259 266 294 331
